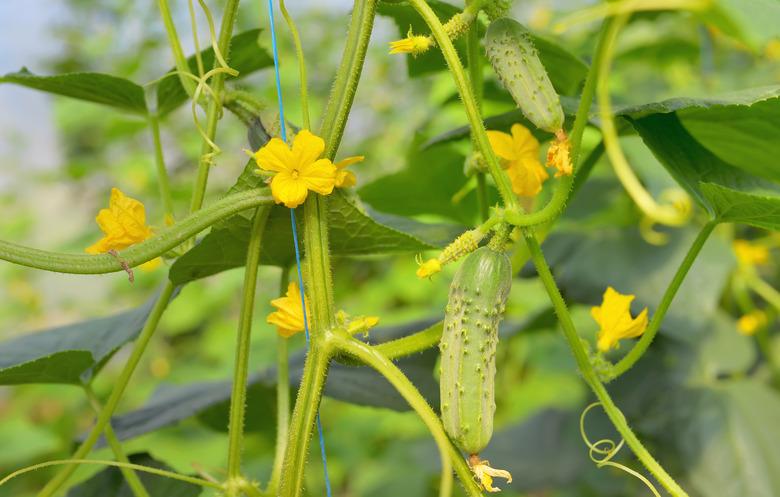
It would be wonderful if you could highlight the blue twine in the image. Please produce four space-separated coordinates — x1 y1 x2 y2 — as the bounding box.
267 1 332 495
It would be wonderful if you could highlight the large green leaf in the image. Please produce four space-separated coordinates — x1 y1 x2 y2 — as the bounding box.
155 29 273 115
66 452 202 497
669 381 780 497
700 182 780 230
0 291 170 385
0 69 147 114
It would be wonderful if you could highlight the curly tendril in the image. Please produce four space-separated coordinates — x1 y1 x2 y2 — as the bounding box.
580 402 661 497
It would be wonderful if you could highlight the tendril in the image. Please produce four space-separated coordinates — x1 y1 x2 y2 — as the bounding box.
0 459 223 491
580 402 662 497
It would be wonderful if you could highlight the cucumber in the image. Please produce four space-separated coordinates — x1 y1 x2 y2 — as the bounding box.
485 18 564 133
440 246 512 455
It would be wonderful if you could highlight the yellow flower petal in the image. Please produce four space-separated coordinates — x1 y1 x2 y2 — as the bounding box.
334 156 364 188
592 287 649 352
291 129 326 169
389 35 433 55
737 310 767 336
486 130 518 162
268 282 311 338
335 156 365 170
546 136 572 177
470 458 512 493
347 315 380 334
86 188 153 254
254 137 293 173
270 171 310 208
510 124 540 159
299 158 338 195
506 158 549 197
416 258 442 279
733 239 770 266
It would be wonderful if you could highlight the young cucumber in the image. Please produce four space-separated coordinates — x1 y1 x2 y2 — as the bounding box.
440 246 512 455
485 17 564 133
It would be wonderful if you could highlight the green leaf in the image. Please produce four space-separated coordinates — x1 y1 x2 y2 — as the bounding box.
65 452 202 497
169 187 463 284
700 182 780 230
0 68 147 114
0 291 170 385
678 97 780 183
155 29 273 116
359 140 499 224
670 381 780 497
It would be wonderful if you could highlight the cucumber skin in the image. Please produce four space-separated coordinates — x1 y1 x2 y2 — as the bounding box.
485 17 564 133
440 246 512 455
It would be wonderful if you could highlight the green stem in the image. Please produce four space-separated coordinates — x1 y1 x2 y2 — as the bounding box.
278 0 311 129
465 7 489 222
0 189 272 274
225 207 271 491
82 385 150 497
148 113 176 222
268 268 292 495
374 322 443 360
522 230 690 497
302 195 336 329
6 460 222 491
37 283 177 497
504 19 610 228
188 0 242 214
745 271 780 311
278 340 333 497
409 0 516 210
319 0 378 159
610 221 716 379
158 0 197 98
335 334 484 497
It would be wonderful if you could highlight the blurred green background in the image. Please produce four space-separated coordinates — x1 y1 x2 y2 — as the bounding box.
1 0 780 496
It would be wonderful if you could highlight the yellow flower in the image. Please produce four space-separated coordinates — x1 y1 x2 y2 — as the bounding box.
334 156 365 188
469 457 512 493
487 124 549 197
733 239 769 266
591 287 649 352
347 315 380 335
737 310 768 336
253 129 337 208
268 282 311 338
389 29 433 56
416 256 442 279
86 188 153 254
546 131 572 178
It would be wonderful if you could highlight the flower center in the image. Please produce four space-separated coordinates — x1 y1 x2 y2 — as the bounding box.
291 168 300 179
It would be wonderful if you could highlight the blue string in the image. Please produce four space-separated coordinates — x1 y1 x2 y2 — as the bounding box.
267 1 332 496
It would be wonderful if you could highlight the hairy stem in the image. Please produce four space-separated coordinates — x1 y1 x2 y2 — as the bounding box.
611 221 716 379
268 268 292 494
226 207 271 491
522 230 690 497
37 283 177 497
464 5 489 222
319 0 378 159
82 385 150 497
0 189 272 274
278 340 333 497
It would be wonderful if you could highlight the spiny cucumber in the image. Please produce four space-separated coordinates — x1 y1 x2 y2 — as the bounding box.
485 17 564 134
440 246 512 455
